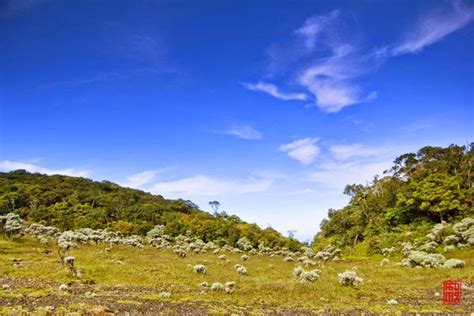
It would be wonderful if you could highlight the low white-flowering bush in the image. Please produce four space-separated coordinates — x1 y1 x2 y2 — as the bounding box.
0 213 22 237
63 256 75 265
236 237 254 251
159 291 171 299
234 264 247 275
419 241 438 252
199 281 208 287
400 250 446 268
284 256 295 262
338 270 363 286
293 266 304 278
293 266 321 282
211 282 224 291
401 242 414 255
241 255 249 261
381 247 396 257
212 248 220 255
59 284 69 292
442 258 465 269
299 269 321 282
444 245 456 252
443 235 459 245
303 259 316 267
193 264 207 274
387 299 398 305
380 258 390 266
315 244 340 262
174 249 187 258
218 254 226 260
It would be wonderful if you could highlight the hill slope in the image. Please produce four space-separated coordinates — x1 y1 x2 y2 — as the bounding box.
314 143 474 254
0 170 300 250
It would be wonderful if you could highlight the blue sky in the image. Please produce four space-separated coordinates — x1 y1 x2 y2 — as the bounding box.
1 0 473 241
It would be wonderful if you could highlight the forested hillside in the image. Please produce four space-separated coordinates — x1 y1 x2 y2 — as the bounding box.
0 170 300 249
315 143 474 253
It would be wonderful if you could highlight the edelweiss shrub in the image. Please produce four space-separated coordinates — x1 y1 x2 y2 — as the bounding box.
284 256 295 262
315 244 340 262
380 258 390 266
444 245 456 252
234 264 247 275
299 269 321 282
419 241 438 252
0 213 22 237
453 218 474 246
159 291 171 299
211 282 224 291
381 247 396 257
387 299 398 305
400 250 446 268
193 264 207 274
293 266 304 278
338 271 363 286
442 259 465 269
174 249 187 258
236 237 253 251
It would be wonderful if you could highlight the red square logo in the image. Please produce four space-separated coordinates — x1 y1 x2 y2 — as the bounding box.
443 280 462 305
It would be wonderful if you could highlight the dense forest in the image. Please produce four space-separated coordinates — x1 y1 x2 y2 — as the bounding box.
0 170 300 250
315 143 474 253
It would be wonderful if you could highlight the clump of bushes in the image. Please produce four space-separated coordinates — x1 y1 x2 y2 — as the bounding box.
234 264 247 275
236 237 254 251
315 245 341 262
442 258 465 269
293 265 321 282
211 282 224 291
159 291 171 299
0 213 22 238
338 270 363 286
193 264 207 274
399 250 446 268
453 218 474 247
399 250 466 269
380 258 390 266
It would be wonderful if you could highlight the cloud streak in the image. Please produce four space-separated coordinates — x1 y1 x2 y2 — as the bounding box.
121 170 158 188
279 138 320 165
0 160 90 177
244 82 307 101
392 1 474 56
246 2 474 112
223 124 263 140
148 175 273 197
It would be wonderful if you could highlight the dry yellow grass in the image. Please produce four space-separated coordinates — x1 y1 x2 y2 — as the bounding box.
0 236 473 314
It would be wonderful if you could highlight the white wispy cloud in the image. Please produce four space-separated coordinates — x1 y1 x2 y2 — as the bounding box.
244 81 308 101
224 124 263 140
248 2 473 113
279 138 320 165
306 160 391 189
329 144 390 160
295 10 341 51
148 175 273 197
392 1 474 55
0 160 90 177
121 170 158 188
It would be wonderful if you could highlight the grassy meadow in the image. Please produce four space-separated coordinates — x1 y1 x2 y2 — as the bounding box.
0 236 473 314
